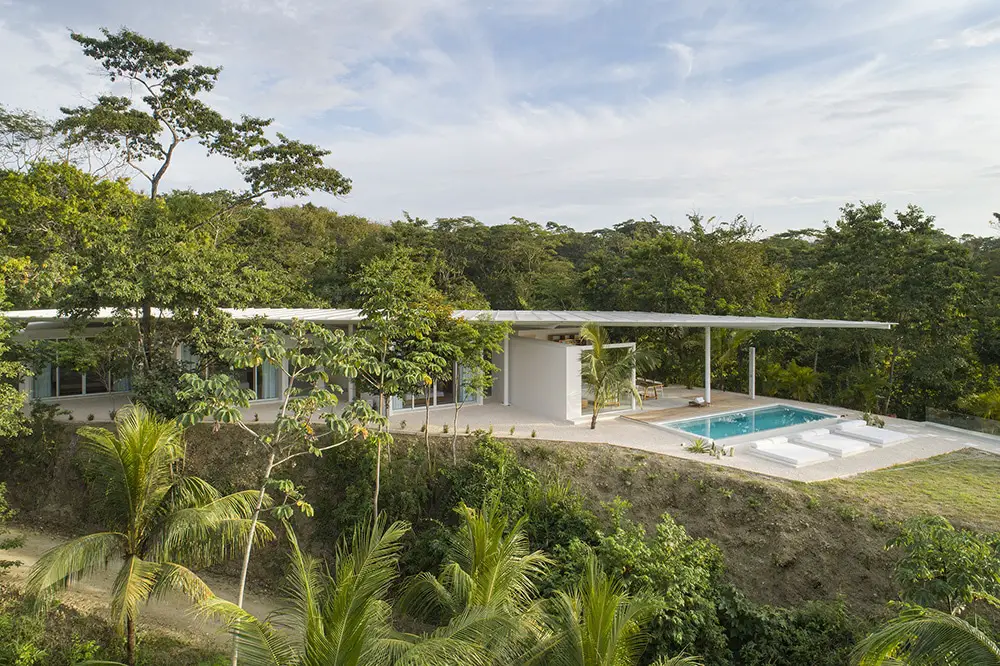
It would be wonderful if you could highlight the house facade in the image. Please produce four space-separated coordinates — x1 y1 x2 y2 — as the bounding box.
5 308 892 424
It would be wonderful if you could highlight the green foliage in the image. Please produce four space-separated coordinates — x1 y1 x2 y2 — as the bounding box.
716 586 868 666
0 483 22 575
959 388 1000 420
889 515 1000 615
558 502 729 664
24 406 266 666
852 603 1000 666
443 432 538 517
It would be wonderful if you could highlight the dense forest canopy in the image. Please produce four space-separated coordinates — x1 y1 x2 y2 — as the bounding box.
3 155 998 419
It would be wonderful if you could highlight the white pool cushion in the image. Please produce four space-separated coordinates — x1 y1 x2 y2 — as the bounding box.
793 430 871 457
835 421 909 447
749 438 831 467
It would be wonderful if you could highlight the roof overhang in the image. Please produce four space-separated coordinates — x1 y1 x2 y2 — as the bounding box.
2 308 893 331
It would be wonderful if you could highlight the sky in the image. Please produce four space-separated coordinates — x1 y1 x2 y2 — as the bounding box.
1 0 999 236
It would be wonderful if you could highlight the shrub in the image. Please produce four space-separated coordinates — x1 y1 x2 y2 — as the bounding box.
442 431 537 516
716 585 869 666
556 501 730 664
889 515 1000 614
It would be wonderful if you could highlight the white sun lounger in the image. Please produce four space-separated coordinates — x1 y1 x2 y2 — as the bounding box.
792 428 871 457
749 436 832 467
835 420 909 447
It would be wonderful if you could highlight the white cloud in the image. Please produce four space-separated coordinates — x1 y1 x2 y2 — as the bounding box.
664 42 694 79
1 0 999 235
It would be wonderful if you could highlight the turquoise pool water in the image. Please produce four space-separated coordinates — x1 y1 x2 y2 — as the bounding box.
657 404 833 440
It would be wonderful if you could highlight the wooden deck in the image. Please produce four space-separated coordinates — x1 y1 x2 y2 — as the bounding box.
625 394 768 423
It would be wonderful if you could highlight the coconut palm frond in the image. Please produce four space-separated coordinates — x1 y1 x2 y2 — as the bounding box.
24 531 127 602
399 570 458 624
403 505 548 628
852 605 1000 666
315 515 410 664
389 606 520 666
150 489 274 566
197 596 298 666
650 655 706 666
148 561 214 605
109 555 159 631
535 556 661 666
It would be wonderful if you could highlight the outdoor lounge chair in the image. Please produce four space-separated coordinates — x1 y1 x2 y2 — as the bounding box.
749 436 831 467
792 428 871 457
637 378 664 399
834 420 909 447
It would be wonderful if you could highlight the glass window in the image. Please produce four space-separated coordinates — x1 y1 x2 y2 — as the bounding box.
85 372 109 394
58 368 84 396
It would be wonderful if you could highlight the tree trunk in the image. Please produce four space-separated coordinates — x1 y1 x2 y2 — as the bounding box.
452 404 460 465
590 401 599 430
126 616 136 666
140 303 153 370
231 451 275 666
374 441 382 516
424 385 432 472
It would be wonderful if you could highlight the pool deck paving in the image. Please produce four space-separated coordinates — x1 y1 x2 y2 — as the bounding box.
390 388 1000 482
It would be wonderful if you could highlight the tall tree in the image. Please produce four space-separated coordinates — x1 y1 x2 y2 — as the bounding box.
353 250 439 515
178 319 382 666
54 27 352 379
25 406 266 666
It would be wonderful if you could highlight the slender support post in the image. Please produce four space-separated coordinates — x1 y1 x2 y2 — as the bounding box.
630 342 637 411
502 334 510 406
347 324 356 402
749 346 756 400
704 326 712 404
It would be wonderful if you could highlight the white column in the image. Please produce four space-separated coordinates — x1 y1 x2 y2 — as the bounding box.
347 324 356 402
749 346 756 400
704 326 712 404
502 334 510 406
630 342 637 411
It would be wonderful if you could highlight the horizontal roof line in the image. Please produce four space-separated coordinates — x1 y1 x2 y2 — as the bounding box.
2 308 894 330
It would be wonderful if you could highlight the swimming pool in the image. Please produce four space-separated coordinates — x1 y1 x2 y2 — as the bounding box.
655 404 836 440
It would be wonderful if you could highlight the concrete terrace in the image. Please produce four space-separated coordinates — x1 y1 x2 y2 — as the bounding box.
389 387 1000 482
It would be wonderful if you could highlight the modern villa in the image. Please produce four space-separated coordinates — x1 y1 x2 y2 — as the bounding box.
7 307 890 423
10 307 996 482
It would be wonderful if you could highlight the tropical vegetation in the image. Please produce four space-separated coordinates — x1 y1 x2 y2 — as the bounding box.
1 21 1000 666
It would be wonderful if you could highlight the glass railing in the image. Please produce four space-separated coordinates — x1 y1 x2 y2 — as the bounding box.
925 407 1000 436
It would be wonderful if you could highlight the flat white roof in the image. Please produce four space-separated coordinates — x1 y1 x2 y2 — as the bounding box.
3 308 892 331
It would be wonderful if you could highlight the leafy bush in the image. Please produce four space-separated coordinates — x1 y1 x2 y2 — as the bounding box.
524 478 599 554
716 585 869 666
890 515 1000 614
443 431 537 516
556 500 730 664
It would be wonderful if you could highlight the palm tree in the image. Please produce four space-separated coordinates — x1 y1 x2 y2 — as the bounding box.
852 604 1000 665
25 405 269 666
401 503 550 624
202 516 498 666
580 323 650 430
781 361 821 402
528 556 686 666
958 388 1000 421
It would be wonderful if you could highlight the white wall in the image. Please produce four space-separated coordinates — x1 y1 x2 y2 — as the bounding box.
491 350 505 404
508 336 576 422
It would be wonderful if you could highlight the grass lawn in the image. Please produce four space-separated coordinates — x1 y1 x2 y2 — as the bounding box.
819 448 1000 532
